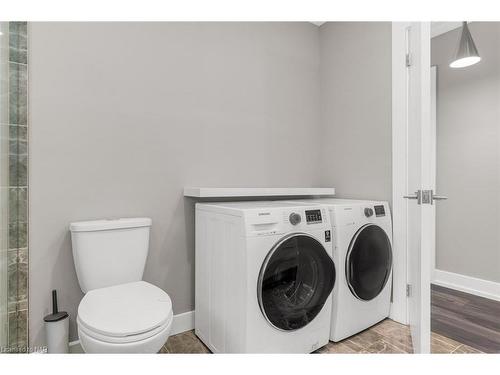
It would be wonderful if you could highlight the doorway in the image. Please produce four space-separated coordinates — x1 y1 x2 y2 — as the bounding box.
393 21 500 354
430 22 500 353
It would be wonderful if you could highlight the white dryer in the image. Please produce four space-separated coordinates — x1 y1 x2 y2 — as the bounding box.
195 201 336 353
288 199 393 342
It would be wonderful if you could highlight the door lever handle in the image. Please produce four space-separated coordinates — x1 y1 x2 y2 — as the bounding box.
403 190 420 199
403 190 447 205
403 191 421 204
432 194 448 201
403 194 418 199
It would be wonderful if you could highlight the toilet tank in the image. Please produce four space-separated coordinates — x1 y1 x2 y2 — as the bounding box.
70 218 152 293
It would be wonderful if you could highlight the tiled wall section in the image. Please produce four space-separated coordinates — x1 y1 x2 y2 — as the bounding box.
7 21 28 351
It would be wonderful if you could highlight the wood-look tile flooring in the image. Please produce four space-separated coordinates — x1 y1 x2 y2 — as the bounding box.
160 318 481 354
431 284 500 353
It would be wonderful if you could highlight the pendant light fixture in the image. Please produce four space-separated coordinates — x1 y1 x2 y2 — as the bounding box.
450 22 481 68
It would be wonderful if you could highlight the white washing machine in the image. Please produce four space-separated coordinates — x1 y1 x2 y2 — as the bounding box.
195 201 336 353
288 199 393 342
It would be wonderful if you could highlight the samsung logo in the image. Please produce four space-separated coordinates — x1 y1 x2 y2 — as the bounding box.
258 212 271 216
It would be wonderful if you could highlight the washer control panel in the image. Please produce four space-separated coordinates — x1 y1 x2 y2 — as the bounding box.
305 209 322 224
364 205 386 217
245 205 330 236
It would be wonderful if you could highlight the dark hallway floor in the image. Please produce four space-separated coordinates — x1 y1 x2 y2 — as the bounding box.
431 284 500 353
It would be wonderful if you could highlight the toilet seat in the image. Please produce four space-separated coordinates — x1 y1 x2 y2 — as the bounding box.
77 281 173 343
77 315 172 344
78 318 172 353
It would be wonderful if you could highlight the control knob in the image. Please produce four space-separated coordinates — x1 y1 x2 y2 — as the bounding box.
289 212 302 225
364 208 374 217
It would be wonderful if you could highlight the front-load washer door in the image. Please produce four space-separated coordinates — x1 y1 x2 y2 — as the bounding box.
346 224 392 301
257 233 335 331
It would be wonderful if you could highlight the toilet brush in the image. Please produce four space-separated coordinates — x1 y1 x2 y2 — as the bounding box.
44 290 69 353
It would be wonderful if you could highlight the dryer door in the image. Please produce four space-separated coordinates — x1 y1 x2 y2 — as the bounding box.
346 224 393 301
258 234 335 331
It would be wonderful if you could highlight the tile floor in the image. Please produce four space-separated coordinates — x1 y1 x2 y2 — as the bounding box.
160 319 482 354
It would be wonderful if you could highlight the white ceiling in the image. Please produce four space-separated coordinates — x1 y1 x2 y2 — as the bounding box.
431 22 464 38
310 21 466 38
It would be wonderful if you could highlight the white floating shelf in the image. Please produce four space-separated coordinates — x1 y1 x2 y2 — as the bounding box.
183 187 335 198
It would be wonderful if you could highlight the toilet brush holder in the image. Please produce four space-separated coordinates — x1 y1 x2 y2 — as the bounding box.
44 290 69 353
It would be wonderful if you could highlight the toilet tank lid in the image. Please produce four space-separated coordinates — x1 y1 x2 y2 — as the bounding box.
70 217 152 232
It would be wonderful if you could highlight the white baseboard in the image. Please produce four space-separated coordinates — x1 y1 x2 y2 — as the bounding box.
432 269 500 302
67 310 195 353
171 310 195 335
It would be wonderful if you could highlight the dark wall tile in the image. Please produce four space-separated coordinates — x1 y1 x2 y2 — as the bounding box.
18 222 27 249
7 309 28 351
8 222 27 250
8 223 18 250
17 154 27 186
9 22 27 51
16 309 28 349
8 311 18 346
7 254 17 305
9 48 27 65
8 155 17 187
5 21 29 353
8 125 27 156
6 250 28 308
8 187 18 224
8 62 27 126
17 262 28 306
18 188 27 223
9 188 26 223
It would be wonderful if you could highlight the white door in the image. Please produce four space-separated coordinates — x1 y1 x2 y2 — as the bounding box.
405 22 432 353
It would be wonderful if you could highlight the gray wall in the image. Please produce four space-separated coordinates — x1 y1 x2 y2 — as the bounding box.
319 22 392 203
29 22 322 344
432 22 500 282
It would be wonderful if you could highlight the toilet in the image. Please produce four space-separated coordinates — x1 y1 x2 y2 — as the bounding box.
70 218 173 353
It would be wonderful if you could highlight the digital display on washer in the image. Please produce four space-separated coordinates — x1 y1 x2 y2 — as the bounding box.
305 209 322 223
374 205 385 217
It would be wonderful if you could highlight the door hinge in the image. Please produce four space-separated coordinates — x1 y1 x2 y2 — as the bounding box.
406 53 412 67
406 284 412 297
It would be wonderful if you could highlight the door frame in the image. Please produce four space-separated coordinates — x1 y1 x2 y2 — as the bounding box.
430 66 437 274
390 22 411 325
390 22 434 353
391 22 433 348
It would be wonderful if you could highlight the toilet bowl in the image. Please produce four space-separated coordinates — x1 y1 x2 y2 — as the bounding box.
76 281 173 353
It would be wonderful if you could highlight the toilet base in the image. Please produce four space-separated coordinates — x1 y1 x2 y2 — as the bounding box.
78 319 172 353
